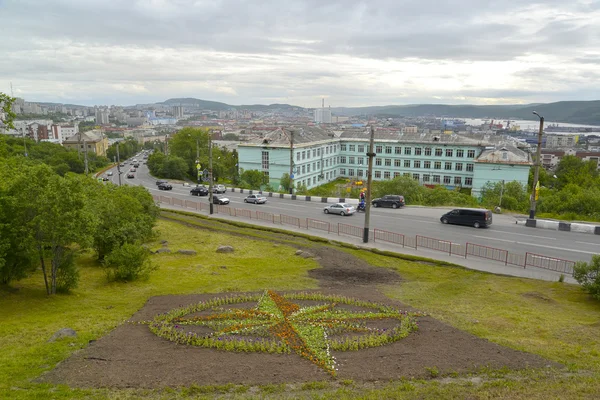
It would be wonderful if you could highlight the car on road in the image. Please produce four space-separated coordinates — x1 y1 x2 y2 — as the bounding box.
107 171 113 176
156 180 168 186
440 208 492 228
126 173 135 179
244 194 267 204
323 203 356 216
130 167 136 172
371 195 405 209
212 195 230 205
212 184 227 194
119 163 125 167
157 182 173 190
101 176 110 181
190 186 209 196
133 163 140 168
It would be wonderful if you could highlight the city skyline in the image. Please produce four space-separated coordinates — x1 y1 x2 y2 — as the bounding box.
2 0 599 107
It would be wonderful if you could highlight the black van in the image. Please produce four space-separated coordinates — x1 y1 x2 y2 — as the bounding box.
440 208 492 228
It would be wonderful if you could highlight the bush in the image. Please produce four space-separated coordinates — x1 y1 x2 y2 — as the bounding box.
103 243 156 282
55 249 79 293
573 255 600 300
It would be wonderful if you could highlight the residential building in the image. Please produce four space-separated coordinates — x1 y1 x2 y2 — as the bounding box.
238 128 532 197
545 134 579 149
541 149 600 170
62 130 109 157
50 124 78 143
314 107 332 124
172 105 184 118
95 109 110 125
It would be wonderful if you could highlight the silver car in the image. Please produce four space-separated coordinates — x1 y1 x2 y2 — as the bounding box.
323 203 356 216
213 184 227 194
244 194 267 204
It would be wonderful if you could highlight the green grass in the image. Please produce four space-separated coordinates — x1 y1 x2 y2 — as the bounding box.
2 214 600 399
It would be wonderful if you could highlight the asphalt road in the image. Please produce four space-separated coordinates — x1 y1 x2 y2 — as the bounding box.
103 158 599 264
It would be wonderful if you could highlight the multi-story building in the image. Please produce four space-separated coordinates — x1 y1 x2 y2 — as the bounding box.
172 105 184 118
62 130 109 157
238 128 532 197
314 107 332 124
95 109 110 125
545 134 579 149
50 124 78 143
541 149 600 170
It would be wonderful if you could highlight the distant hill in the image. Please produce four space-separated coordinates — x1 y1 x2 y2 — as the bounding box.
331 101 600 125
160 98 304 112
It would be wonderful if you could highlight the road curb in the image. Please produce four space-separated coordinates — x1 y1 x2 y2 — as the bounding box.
519 218 600 235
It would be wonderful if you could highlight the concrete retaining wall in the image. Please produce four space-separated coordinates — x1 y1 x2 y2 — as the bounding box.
523 218 600 235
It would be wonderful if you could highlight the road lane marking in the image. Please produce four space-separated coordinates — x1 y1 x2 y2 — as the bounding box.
490 231 556 240
576 241 600 246
472 236 597 255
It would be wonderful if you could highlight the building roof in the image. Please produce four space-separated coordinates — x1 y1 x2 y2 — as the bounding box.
475 145 532 165
63 130 104 143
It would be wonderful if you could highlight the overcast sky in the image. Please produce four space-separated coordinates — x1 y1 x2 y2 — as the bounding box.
1 0 599 107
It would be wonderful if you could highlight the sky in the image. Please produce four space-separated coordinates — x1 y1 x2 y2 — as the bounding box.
1 0 600 108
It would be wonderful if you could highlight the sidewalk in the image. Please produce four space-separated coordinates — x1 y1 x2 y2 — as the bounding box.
157 202 577 284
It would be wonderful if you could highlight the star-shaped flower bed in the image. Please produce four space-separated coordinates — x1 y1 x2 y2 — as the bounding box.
148 290 421 375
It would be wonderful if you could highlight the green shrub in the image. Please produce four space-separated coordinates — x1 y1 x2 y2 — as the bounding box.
55 249 79 293
573 255 600 300
103 243 156 282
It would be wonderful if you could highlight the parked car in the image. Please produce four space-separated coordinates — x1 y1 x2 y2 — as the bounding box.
244 194 267 204
371 195 405 209
323 203 356 216
440 208 492 228
156 180 167 186
190 186 209 196
158 182 173 190
212 184 227 194
107 171 113 176
102 176 110 181
126 173 135 179
213 195 230 205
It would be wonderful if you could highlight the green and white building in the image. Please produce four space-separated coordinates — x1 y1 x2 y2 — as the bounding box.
237 127 532 197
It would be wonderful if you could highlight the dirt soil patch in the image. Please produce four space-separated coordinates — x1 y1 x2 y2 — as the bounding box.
40 245 557 388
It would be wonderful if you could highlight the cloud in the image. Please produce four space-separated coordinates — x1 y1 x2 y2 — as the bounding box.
1 0 599 107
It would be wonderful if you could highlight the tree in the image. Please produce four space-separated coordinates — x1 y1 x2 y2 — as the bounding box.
373 176 425 204
0 92 16 130
104 243 156 282
162 156 188 179
240 169 265 189
554 155 599 189
573 255 600 300
280 173 291 192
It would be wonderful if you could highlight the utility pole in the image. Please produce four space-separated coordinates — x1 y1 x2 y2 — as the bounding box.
289 130 294 194
83 140 89 175
164 135 168 156
116 142 122 186
196 138 201 185
528 111 544 220
363 126 376 243
208 132 214 214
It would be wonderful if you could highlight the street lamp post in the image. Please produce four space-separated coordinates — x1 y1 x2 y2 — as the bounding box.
363 126 376 243
528 111 545 221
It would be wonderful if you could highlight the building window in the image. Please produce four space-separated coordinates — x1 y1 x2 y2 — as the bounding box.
454 176 462 185
413 173 420 181
307 164 311 173
340 168 346 175
375 145 383 153
456 149 464 157
394 146 401 154
444 176 451 184
312 149 316 157
307 150 311 159
357 157 363 165
349 144 356 152
424 161 431 169
349 156 355 164
403 173 410 177
357 169 363 177
404 160 411 168
423 174 430 182
340 156 347 164
358 145 365 153
326 147 329 154
302 151 306 160
502 151 508 160
394 172 401 178
433 175 441 183
465 177 473 185
434 161 441 169
384 171 391 179
376 158 382 166
385 158 391 166
394 159 401 167
415 147 422 156
296 152 301 161
455 163 463 171
348 169 355 176
414 160 421 168
385 146 392 154
435 148 443 156
313 176 316 184
445 162 452 170
467 149 476 158
404 147 412 155
445 149 453 157
262 151 269 170
424 147 432 156
466 163 474 172
263 171 270 183
317 148 321 157
301 165 305 174
375 171 382 178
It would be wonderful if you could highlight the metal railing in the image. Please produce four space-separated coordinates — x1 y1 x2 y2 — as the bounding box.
338 223 363 238
466 242 509 264
374 229 405 247
525 252 575 274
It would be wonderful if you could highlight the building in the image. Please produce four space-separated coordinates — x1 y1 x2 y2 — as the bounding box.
544 134 579 149
50 124 78 143
95 109 110 125
541 149 600 170
314 108 332 124
238 128 532 197
62 130 109 157
172 105 184 118
27 122 49 141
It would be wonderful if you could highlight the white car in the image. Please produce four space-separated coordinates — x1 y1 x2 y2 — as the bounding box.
107 171 113 176
323 203 356 216
213 184 227 194
244 194 267 204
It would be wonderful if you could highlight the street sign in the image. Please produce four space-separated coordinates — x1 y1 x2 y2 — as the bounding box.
290 174 294 179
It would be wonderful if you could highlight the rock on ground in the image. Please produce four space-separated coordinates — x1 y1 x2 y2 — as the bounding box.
216 245 234 253
48 328 77 342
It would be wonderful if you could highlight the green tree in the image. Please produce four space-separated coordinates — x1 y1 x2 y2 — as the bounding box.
279 173 291 192
104 243 156 282
147 151 166 176
0 92 16 129
162 156 188 179
240 169 265 189
373 176 425 204
573 255 600 300
554 155 599 189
